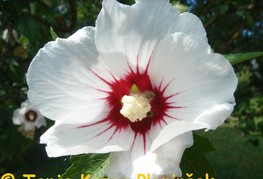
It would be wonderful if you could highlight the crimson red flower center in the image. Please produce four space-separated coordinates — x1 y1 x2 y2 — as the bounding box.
105 68 172 136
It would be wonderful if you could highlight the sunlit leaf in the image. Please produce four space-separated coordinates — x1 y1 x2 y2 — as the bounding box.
175 2 188 13
224 51 263 65
50 26 58 41
62 153 110 179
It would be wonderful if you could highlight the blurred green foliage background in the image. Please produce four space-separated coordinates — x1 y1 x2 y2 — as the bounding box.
0 0 263 178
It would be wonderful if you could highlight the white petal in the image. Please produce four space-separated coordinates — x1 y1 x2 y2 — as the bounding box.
96 0 207 73
176 12 207 41
129 122 169 159
40 121 134 157
35 114 46 128
13 104 28 125
24 122 35 131
107 151 134 178
149 33 237 150
21 100 31 108
154 132 193 177
151 120 203 152
27 27 112 124
12 109 23 125
107 132 193 178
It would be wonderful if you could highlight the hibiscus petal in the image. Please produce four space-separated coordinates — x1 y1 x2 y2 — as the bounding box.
27 27 113 123
107 132 193 178
24 122 36 131
154 132 193 177
35 114 46 128
149 32 237 150
12 109 23 125
96 0 207 74
40 120 134 157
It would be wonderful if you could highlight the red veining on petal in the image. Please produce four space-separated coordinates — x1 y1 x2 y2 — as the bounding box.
108 70 118 82
164 92 181 100
79 56 183 154
136 54 140 73
145 50 153 74
160 78 175 94
143 134 147 154
95 124 115 138
78 118 109 128
108 127 120 141
88 67 111 86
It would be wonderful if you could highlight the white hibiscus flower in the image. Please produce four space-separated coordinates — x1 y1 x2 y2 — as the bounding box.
13 100 46 139
27 0 237 177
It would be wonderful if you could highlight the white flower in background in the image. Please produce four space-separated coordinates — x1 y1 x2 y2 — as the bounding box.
57 2 68 14
27 0 237 178
2 28 18 45
13 100 46 134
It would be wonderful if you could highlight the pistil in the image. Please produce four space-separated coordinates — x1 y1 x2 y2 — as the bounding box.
120 93 151 122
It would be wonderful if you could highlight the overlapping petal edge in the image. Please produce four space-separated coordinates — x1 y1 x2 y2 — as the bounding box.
27 0 238 177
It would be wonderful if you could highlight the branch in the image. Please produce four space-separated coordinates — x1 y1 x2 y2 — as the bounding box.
69 0 77 32
204 12 221 29
219 21 247 52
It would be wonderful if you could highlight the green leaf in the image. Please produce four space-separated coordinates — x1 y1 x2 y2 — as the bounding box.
62 153 110 179
0 106 33 163
180 133 216 178
224 51 263 65
50 26 58 40
175 2 188 13
17 16 42 43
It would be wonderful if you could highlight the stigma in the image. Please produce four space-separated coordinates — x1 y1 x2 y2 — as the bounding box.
25 110 38 122
120 93 151 122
